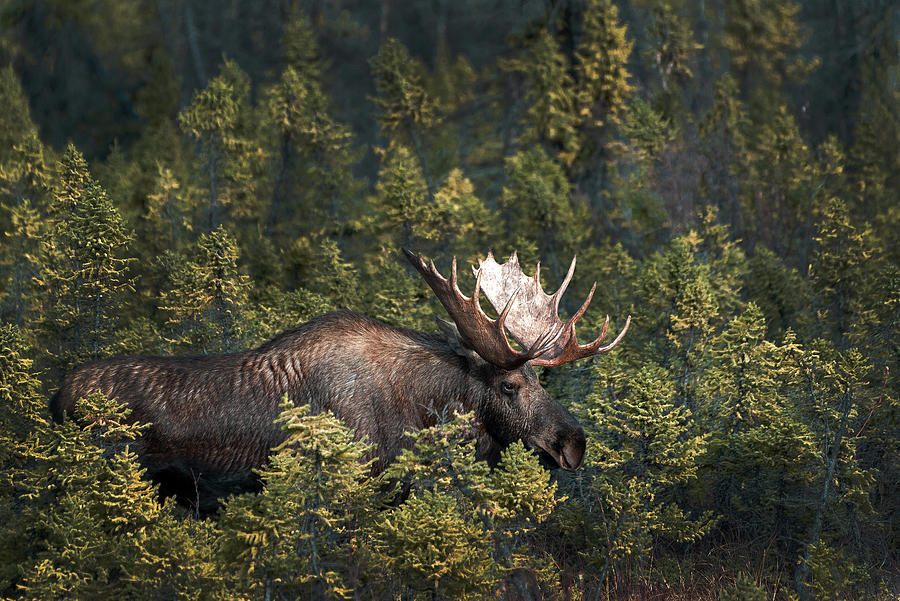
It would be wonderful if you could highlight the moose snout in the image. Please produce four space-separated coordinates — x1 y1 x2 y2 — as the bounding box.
557 427 586 470
532 425 586 471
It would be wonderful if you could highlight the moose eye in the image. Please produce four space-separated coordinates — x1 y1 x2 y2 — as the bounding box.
500 382 517 396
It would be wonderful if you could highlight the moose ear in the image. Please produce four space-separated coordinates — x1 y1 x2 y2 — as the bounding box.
435 318 484 364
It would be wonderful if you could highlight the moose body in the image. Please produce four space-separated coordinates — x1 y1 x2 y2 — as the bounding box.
52 251 628 512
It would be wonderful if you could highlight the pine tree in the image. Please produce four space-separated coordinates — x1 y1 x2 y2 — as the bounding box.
11 391 225 601
501 145 588 273
0 67 54 331
365 144 432 250
158 225 252 354
178 59 260 231
699 74 749 230
721 0 816 113
370 38 439 197
217 399 379 600
382 413 562 598
500 30 581 164
35 144 134 375
263 15 364 242
809 197 878 345
576 0 635 130
573 0 635 181
644 4 702 121
0 324 46 594
374 489 494 599
562 362 714 593
741 102 814 256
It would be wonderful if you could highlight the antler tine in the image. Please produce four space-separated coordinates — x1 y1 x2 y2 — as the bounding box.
496 289 520 330
450 256 466 297
472 265 483 305
528 324 564 356
585 315 611 349
566 282 597 328
551 255 578 314
597 315 630 353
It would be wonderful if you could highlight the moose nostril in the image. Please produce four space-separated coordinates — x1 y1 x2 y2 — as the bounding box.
561 429 586 470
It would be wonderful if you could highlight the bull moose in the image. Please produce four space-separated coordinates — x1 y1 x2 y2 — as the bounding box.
51 250 629 512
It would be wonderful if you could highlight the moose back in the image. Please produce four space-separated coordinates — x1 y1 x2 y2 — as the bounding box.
52 250 629 512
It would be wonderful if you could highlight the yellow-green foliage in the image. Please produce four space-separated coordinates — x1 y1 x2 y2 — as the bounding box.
0 4 897 600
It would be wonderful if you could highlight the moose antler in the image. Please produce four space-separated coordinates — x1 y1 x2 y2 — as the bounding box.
473 251 630 367
403 249 562 370
404 249 630 369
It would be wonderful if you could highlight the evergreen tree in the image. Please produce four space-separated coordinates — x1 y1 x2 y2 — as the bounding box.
500 30 581 164
370 38 439 197
0 324 45 594
158 225 251 354
11 390 225 600
36 144 134 375
809 197 878 345
0 67 54 331
501 145 588 273
721 0 816 113
644 3 702 121
576 0 635 130
559 361 714 594
178 59 260 231
699 74 749 230
217 399 379 600
381 413 562 599
573 0 635 181
263 15 364 243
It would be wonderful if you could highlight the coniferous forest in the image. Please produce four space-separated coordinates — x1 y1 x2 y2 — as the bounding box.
1 1 898 599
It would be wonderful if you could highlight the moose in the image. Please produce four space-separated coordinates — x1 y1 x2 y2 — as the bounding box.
52 250 629 512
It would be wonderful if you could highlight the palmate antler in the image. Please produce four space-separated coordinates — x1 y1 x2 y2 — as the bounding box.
474 251 630 367
403 249 562 370
404 249 630 369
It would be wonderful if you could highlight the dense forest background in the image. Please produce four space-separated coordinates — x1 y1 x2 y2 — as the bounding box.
0 0 898 599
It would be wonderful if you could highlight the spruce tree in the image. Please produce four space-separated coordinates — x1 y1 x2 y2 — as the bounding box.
500 30 581 164
36 144 134 375
217 399 379 600
370 38 439 197
178 59 259 231
158 225 251 354
263 15 364 243
0 68 54 331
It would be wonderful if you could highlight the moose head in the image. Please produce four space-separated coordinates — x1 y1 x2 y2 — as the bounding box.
404 249 630 470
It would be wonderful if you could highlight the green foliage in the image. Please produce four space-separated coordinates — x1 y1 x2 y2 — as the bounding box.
644 4 702 119
35 144 134 374
501 145 587 263
263 18 364 241
722 0 817 108
8 391 224 601
720 572 767 601
565 362 714 583
382 413 563 599
178 59 260 230
0 5 897 600
502 31 581 164
158 225 251 353
374 489 494 599
576 0 635 131
369 38 438 137
218 399 378 599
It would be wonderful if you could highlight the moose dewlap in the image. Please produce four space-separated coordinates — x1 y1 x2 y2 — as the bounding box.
52 250 630 512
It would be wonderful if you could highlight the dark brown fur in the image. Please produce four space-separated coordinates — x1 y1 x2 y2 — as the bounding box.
52 311 585 512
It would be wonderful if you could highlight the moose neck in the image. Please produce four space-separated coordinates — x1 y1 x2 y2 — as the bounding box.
394 335 480 429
